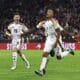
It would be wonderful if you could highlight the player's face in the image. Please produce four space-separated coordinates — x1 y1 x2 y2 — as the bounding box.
13 15 20 23
46 9 54 18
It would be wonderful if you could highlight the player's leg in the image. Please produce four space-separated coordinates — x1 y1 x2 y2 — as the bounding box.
11 51 17 70
17 43 30 68
55 44 74 60
55 35 74 60
59 49 74 58
60 35 74 55
17 50 30 68
35 37 56 76
11 44 18 70
35 52 49 76
49 49 55 57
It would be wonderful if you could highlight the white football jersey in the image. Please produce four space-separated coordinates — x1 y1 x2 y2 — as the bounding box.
43 20 58 38
8 22 27 40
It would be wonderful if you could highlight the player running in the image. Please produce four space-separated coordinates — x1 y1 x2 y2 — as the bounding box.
35 9 74 76
6 13 30 70
50 20 74 59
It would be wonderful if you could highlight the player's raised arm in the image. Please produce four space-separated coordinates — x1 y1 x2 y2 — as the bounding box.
36 21 45 28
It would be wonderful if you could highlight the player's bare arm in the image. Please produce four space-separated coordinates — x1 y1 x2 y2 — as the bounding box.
5 29 11 37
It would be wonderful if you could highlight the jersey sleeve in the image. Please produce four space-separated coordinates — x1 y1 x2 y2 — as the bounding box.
55 23 64 31
53 20 63 31
53 23 59 30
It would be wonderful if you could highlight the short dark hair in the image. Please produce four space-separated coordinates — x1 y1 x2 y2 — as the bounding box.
13 12 20 16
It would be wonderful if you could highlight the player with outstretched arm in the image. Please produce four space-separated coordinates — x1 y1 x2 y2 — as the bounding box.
35 9 74 76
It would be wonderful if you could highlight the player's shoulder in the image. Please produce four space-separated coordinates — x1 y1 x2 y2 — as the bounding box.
8 22 15 29
9 22 14 25
8 22 15 28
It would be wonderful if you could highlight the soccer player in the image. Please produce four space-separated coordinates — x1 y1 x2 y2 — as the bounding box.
6 13 30 70
50 20 74 59
35 9 74 76
55 23 74 59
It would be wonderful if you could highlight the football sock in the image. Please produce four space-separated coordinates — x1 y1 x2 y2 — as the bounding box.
40 57 48 71
12 52 17 67
60 51 70 58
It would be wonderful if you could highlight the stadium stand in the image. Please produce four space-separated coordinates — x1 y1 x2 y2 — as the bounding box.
0 0 80 42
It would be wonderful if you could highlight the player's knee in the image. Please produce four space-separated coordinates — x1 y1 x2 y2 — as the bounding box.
12 49 17 52
56 55 62 60
43 52 49 57
17 50 22 56
17 50 20 53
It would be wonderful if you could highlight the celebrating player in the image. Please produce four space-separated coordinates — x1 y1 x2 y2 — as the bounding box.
50 20 74 59
35 9 74 76
6 13 30 70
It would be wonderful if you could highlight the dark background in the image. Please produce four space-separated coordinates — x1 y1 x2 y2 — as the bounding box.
0 0 80 42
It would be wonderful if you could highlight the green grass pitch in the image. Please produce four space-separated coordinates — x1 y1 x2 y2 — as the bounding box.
0 50 80 80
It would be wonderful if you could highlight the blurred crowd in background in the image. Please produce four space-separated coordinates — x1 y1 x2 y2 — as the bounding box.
0 0 80 43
